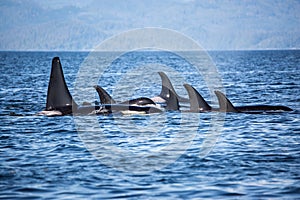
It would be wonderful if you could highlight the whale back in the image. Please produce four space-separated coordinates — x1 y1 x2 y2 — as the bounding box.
127 97 156 106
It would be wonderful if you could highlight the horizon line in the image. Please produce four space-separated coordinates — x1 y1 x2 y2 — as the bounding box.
0 48 299 52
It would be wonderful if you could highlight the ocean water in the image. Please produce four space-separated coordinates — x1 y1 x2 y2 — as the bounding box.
0 50 299 199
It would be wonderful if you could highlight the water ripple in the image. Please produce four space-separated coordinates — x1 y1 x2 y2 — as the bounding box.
0 51 299 199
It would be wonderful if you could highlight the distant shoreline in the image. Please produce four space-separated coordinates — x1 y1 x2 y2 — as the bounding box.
0 49 299 53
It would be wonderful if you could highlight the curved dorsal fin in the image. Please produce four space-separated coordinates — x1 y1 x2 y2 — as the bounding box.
93 85 116 104
183 84 211 112
165 89 179 111
46 57 77 111
158 72 189 102
214 91 238 112
158 72 176 100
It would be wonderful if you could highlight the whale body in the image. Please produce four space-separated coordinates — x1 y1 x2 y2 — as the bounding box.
183 83 292 113
94 85 179 113
214 91 293 113
40 57 179 116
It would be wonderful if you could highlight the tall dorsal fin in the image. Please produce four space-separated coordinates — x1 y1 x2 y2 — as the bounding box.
158 72 176 100
165 89 179 111
214 91 238 112
93 85 116 104
46 57 77 111
183 84 211 112
158 72 189 102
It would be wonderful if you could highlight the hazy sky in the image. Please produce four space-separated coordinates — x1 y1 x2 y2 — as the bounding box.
1 0 299 50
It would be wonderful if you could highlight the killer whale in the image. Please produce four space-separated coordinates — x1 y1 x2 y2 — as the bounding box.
39 57 179 116
93 85 179 112
183 83 292 113
94 85 156 106
93 93 178 115
214 91 293 113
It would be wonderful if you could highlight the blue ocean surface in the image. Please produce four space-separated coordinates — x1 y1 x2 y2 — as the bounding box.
0 50 299 199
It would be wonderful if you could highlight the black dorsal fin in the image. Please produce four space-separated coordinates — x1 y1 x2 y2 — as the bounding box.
183 84 211 112
93 85 116 104
165 89 179 111
158 72 189 102
46 57 77 111
214 91 238 112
